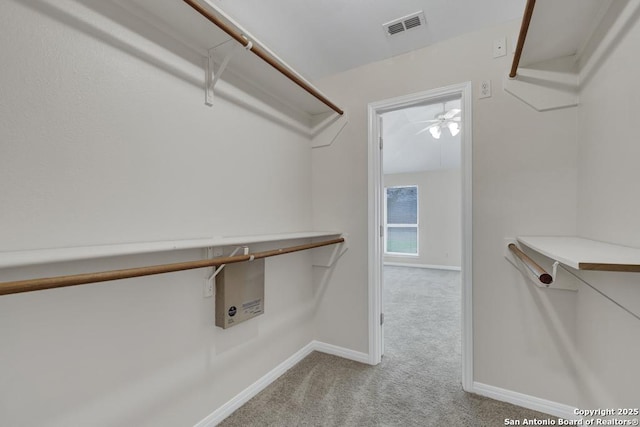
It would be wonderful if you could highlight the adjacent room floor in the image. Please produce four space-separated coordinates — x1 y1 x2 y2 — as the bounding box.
220 267 555 426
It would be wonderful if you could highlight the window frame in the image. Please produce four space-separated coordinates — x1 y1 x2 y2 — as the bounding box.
384 185 419 256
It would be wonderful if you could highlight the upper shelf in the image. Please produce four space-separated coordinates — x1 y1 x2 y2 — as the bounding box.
518 0 612 68
505 0 628 111
0 231 343 269
115 0 342 117
517 236 640 272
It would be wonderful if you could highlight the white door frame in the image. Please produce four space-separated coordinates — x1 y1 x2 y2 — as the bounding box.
367 82 473 392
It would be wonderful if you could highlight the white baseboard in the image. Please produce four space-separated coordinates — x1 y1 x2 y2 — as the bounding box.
194 342 315 427
472 382 579 421
194 341 368 427
311 340 371 365
384 262 461 271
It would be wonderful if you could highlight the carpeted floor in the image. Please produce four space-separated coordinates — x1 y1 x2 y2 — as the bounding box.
219 266 556 426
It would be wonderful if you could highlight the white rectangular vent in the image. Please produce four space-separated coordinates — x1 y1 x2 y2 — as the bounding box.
383 11 426 36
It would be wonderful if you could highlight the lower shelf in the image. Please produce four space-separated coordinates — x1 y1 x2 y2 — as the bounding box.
0 231 343 269
517 236 640 272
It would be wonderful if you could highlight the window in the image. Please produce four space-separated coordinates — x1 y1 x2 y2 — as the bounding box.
385 186 418 255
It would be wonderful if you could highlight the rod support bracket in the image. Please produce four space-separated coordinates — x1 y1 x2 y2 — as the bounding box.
241 35 253 50
551 261 559 281
205 42 239 106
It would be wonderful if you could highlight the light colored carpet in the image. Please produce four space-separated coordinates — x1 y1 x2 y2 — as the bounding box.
219 266 556 426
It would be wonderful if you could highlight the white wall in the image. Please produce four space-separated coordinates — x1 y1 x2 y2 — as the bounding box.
312 19 584 406
0 1 317 426
572 2 640 408
383 170 461 268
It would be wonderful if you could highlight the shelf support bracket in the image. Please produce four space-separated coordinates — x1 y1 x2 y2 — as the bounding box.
312 234 348 267
207 246 248 280
205 42 240 106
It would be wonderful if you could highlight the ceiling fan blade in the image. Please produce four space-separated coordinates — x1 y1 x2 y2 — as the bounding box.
416 123 439 135
443 108 461 119
413 119 440 124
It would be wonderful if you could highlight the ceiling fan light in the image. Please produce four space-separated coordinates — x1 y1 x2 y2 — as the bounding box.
429 126 441 139
448 121 460 136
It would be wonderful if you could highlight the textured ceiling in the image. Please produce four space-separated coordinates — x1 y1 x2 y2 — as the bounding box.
213 0 526 80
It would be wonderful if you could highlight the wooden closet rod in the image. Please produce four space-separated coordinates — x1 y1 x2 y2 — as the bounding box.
182 0 344 116
0 237 345 296
508 243 552 285
509 0 536 78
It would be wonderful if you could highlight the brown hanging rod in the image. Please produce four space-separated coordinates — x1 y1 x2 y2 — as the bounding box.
182 0 344 116
0 237 345 296
508 243 552 285
510 0 536 78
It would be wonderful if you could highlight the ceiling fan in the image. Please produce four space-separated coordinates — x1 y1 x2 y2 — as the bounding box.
416 106 461 139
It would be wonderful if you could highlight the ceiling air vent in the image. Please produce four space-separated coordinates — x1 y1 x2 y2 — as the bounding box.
383 11 426 37
387 22 405 35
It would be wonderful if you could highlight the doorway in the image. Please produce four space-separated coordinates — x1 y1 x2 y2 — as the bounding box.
367 82 473 392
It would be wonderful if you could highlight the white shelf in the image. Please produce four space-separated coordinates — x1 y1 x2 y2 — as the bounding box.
212 231 342 246
505 0 620 111
115 0 339 117
519 0 612 68
517 236 640 272
0 231 343 269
